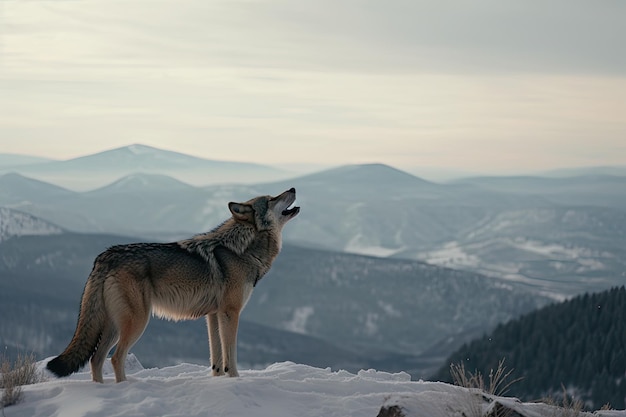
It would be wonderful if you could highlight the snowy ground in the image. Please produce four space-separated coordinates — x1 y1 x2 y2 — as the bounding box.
5 356 625 417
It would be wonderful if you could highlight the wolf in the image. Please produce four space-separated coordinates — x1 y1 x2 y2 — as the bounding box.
46 188 300 382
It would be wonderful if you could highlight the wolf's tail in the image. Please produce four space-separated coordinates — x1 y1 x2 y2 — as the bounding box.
47 271 107 378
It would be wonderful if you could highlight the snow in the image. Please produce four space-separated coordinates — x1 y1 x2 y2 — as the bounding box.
378 301 402 317
364 312 379 336
511 238 599 259
16 357 414 417
344 234 405 257
283 306 315 334
0 207 63 242
8 356 623 417
417 237 611 294
417 241 481 268
418 238 609 270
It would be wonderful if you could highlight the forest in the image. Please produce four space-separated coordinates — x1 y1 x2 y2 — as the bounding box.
431 286 626 409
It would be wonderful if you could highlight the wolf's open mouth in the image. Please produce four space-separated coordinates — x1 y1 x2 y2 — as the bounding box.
282 206 300 216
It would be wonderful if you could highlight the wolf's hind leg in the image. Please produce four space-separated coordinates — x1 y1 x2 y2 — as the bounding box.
207 313 224 376
111 313 149 382
105 273 152 383
90 323 119 383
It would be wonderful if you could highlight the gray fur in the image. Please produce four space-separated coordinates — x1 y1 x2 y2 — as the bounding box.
46 188 300 382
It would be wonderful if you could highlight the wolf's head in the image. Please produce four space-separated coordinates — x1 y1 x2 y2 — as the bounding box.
228 188 300 232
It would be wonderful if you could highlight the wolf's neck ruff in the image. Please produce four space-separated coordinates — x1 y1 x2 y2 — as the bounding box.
180 218 258 259
178 218 281 283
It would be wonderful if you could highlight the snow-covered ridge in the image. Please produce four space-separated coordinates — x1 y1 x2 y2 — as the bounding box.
0 207 63 242
11 357 622 417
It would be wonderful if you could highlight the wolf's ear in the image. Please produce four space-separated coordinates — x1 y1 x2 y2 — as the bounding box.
229 202 254 223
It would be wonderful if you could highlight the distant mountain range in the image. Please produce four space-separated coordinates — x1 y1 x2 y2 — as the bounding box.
451 174 626 207
0 144 290 190
2 145 625 383
2 155 625 298
541 165 626 178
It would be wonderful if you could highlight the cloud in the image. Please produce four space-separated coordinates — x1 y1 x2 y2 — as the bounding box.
0 0 625 171
3 0 625 75
219 0 626 75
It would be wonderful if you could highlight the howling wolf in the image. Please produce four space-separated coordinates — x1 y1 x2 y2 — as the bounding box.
47 188 300 382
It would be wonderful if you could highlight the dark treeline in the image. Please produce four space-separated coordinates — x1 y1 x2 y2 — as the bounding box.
431 286 626 409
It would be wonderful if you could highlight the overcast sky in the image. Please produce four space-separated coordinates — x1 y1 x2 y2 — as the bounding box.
1 0 625 174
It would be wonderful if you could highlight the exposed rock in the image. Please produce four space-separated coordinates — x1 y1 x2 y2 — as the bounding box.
377 405 406 417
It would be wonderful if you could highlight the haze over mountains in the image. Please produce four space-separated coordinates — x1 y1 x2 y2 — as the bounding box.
1 144 625 380
0 154 52 169
0 144 290 190
1 144 624 298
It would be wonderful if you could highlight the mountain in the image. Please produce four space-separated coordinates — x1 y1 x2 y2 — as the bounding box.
542 165 626 178
407 205 626 297
264 166 626 297
91 172 197 194
430 286 626 410
0 207 63 243
452 174 626 208
261 163 547 255
267 162 495 202
0 172 75 204
0 153 53 169
55 144 275 173
0 171 254 237
0 231 549 378
0 173 100 232
2 164 625 298
247 245 548 354
0 144 290 190
76 173 208 236
285 163 437 193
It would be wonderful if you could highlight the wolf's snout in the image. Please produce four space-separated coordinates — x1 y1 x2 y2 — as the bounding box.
281 187 300 217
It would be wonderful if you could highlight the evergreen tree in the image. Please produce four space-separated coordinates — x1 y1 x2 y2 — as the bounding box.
430 286 626 409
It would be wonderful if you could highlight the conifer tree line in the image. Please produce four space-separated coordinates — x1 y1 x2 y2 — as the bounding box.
431 286 626 409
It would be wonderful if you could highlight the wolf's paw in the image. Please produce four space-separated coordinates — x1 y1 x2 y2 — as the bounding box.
211 364 225 377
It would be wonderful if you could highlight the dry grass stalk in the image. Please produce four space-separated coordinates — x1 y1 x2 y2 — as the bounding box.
450 358 521 397
1 352 46 409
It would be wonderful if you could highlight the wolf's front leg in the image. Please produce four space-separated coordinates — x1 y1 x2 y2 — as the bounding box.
217 309 240 377
207 313 224 376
